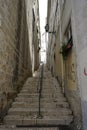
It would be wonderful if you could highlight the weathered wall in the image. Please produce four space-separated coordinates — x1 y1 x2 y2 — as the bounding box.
0 0 40 119
61 0 87 129
71 0 87 130
61 1 82 129
18 0 32 81
0 0 19 117
0 0 32 117
47 0 62 82
47 0 58 75
25 0 40 73
46 0 83 129
32 0 40 71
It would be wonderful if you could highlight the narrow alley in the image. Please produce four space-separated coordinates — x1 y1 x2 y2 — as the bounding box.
0 0 87 130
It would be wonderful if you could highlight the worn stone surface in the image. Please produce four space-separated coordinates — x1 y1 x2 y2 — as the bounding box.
0 125 59 130
0 0 40 118
0 0 30 115
4 66 73 126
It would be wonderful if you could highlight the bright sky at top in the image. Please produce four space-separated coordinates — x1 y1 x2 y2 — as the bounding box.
39 0 47 62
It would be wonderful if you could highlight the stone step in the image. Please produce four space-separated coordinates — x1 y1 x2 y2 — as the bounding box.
20 92 62 95
21 88 60 92
20 90 62 94
4 115 73 126
21 88 55 91
24 79 60 83
24 82 55 84
22 85 58 88
25 79 55 83
20 90 61 94
25 76 54 84
20 90 57 93
12 102 38 108
23 84 55 87
13 100 69 105
16 97 66 103
14 97 67 103
18 93 38 97
19 93 63 98
17 93 64 98
7 108 72 116
21 88 62 93
23 82 60 85
12 101 69 108
0 125 59 130
3 67 73 127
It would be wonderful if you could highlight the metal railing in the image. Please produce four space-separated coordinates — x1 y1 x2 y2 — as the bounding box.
37 63 44 118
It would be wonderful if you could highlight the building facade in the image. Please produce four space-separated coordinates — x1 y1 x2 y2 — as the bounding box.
0 0 40 119
25 0 41 72
46 0 87 130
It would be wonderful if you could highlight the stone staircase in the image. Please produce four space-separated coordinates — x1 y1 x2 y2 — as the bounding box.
0 126 59 130
3 66 73 128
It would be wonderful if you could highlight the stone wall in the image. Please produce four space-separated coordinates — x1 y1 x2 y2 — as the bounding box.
47 0 62 80
60 1 82 130
72 0 87 130
0 0 39 119
25 0 40 73
46 0 83 130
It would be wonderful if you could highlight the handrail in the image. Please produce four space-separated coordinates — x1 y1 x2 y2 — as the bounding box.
37 63 44 118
